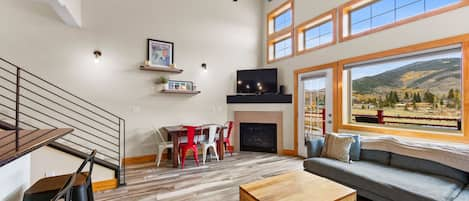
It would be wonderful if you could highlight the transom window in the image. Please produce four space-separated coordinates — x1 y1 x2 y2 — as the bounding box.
267 0 294 62
304 21 333 49
342 45 463 134
274 37 292 59
341 0 465 40
274 9 292 32
296 10 336 54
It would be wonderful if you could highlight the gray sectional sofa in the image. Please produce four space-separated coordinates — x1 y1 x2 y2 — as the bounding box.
304 139 469 201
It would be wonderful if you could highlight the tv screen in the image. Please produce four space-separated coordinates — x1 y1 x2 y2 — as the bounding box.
237 68 277 94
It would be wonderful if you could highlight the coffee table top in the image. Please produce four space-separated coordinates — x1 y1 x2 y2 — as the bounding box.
240 171 356 201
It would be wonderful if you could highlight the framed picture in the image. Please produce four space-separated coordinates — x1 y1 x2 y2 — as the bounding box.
168 80 193 91
147 39 174 68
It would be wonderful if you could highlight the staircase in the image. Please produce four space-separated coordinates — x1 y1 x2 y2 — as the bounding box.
0 57 126 185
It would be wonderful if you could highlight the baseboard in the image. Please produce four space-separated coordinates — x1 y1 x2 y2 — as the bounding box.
282 149 297 156
122 154 157 166
122 147 222 166
92 179 118 192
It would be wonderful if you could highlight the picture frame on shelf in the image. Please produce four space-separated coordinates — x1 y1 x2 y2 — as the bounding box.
168 80 193 91
147 39 174 68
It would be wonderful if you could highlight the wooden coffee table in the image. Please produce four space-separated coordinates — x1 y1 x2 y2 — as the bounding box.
240 171 356 201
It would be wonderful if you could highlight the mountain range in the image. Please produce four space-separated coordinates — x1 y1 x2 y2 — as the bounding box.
352 58 461 96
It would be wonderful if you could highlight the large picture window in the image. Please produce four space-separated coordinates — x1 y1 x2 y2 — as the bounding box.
342 45 463 134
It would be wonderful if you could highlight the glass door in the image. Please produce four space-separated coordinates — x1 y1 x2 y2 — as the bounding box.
298 68 334 157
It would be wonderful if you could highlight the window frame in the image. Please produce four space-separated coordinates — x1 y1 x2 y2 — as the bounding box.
339 0 469 42
295 9 337 56
267 0 294 63
337 34 469 144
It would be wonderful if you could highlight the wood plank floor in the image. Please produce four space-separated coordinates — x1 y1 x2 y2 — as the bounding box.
95 152 303 201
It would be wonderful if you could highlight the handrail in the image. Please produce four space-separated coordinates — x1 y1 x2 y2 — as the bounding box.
0 57 126 184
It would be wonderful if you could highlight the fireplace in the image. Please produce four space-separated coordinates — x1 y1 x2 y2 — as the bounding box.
240 123 277 153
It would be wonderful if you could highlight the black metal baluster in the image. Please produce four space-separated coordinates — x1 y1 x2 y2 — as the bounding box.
15 68 20 152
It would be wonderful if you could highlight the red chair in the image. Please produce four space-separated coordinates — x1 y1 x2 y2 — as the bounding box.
179 126 200 169
218 121 233 156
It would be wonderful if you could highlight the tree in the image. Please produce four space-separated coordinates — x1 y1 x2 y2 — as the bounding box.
404 92 409 99
448 89 455 100
423 90 435 104
413 92 422 103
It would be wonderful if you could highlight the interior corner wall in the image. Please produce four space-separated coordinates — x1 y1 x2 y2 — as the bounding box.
0 155 31 201
0 0 263 158
263 0 469 147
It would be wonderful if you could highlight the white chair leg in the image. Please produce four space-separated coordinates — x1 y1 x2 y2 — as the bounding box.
212 144 219 162
202 145 207 165
157 147 164 167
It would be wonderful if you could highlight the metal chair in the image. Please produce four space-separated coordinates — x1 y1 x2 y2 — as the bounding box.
201 125 220 165
153 128 180 167
23 150 97 201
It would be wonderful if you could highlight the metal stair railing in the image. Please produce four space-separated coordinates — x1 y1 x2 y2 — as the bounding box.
0 57 126 184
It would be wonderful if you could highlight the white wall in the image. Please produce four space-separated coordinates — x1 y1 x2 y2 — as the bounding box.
30 146 115 184
0 0 263 157
263 0 469 143
0 155 30 201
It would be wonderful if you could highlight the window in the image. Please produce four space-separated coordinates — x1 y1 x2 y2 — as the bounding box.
340 0 468 40
268 0 293 35
296 10 336 54
268 32 293 61
274 37 292 59
342 45 463 134
267 0 294 62
274 9 292 32
305 21 333 49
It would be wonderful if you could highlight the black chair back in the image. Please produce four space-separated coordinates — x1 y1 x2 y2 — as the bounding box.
50 173 77 201
76 150 96 185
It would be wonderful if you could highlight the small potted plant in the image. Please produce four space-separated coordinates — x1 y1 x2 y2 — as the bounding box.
158 76 169 90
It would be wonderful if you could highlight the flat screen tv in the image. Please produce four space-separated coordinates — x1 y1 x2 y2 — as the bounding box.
237 68 277 94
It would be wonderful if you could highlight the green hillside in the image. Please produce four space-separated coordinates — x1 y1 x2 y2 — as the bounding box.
352 58 461 96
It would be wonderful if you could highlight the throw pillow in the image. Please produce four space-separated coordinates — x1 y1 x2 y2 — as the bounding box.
339 134 361 161
306 137 324 158
321 133 355 162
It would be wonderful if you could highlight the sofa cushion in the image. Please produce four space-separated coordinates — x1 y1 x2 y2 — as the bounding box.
390 153 469 184
360 149 390 165
306 137 324 158
304 158 464 201
454 185 469 201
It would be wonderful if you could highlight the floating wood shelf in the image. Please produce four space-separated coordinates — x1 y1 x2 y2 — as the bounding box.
140 65 183 73
161 89 201 94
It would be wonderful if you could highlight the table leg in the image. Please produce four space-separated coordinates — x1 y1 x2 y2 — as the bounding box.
218 128 224 160
167 132 172 160
172 132 179 168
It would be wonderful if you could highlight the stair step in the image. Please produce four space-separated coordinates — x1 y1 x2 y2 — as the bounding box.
0 128 73 167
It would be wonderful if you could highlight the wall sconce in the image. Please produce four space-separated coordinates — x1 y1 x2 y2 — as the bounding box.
201 63 207 72
93 50 102 63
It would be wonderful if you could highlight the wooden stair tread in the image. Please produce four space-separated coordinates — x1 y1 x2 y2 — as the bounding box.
0 128 73 167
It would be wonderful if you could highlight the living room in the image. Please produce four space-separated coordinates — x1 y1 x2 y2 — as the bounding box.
0 0 469 201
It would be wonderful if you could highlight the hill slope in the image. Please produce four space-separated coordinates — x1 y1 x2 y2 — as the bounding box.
352 58 461 96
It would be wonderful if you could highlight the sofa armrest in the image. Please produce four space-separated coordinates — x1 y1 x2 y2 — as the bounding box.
306 137 324 158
